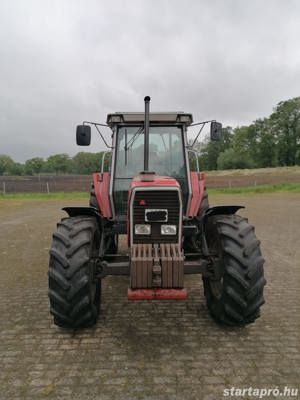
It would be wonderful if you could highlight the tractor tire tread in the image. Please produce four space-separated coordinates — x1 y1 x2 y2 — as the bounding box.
204 214 266 326
48 215 100 329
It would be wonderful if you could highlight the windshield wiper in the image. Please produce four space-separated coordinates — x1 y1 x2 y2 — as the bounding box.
124 126 144 165
126 126 144 149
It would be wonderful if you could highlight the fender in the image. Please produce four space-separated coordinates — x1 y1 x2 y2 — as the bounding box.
63 206 103 221
203 205 244 221
196 206 245 238
200 206 245 262
196 205 245 227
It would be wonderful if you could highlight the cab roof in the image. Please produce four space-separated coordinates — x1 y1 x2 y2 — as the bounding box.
106 112 193 128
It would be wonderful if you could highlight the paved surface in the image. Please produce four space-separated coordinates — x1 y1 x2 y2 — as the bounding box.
0 193 299 400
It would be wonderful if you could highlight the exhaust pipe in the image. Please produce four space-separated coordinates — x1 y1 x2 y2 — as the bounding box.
144 96 150 171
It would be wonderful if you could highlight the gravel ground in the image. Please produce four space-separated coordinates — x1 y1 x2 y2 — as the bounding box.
0 193 299 400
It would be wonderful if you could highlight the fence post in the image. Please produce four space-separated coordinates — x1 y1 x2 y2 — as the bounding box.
46 182 50 194
3 181 5 195
228 180 232 189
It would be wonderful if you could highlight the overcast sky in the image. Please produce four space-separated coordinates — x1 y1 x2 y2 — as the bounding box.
1 0 300 162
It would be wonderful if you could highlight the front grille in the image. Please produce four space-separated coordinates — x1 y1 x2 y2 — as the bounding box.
132 189 180 244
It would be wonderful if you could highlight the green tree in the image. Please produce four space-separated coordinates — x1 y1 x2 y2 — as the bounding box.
253 118 277 167
46 154 71 174
270 97 300 166
71 151 112 174
0 155 15 175
25 157 44 175
231 125 258 166
9 162 25 175
72 152 101 174
217 148 254 170
198 126 233 170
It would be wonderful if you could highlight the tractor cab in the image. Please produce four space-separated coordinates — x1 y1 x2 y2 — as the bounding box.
107 111 193 217
75 97 223 223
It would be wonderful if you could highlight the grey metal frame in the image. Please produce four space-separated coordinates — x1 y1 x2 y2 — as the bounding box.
183 125 192 217
109 127 117 219
101 151 112 173
187 149 200 172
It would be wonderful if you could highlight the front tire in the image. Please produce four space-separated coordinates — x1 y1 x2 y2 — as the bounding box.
48 216 101 329
203 214 266 326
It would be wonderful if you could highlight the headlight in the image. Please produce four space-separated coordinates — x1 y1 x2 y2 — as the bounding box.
135 224 151 235
161 225 177 235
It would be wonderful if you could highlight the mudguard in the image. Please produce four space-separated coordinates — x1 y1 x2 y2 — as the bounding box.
198 205 244 226
63 206 102 220
200 206 245 259
204 205 244 219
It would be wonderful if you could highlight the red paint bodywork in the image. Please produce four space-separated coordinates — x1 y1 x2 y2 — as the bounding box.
127 288 187 300
188 171 205 217
92 169 205 221
127 173 180 244
129 174 180 189
92 172 112 218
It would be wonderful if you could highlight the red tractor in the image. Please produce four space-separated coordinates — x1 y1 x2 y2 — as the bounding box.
48 96 266 328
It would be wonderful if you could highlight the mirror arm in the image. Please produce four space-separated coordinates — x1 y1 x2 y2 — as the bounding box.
190 123 205 148
94 124 113 148
189 119 216 148
83 121 108 128
83 121 113 149
190 119 216 127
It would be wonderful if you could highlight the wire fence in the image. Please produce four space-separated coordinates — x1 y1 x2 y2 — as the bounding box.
0 174 299 194
0 175 91 194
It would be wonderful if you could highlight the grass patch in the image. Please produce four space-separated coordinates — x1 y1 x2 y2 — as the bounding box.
206 165 300 176
0 192 89 201
208 183 300 195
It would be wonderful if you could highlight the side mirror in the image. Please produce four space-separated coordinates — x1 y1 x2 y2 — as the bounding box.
76 125 91 146
210 121 223 141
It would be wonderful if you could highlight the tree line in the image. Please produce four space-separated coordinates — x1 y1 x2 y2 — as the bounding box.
198 97 300 170
0 152 112 176
1 97 299 175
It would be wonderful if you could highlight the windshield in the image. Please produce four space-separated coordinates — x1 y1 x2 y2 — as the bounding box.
115 126 186 179
113 125 188 216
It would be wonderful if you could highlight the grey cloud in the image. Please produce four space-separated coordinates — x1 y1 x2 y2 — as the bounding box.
0 0 300 161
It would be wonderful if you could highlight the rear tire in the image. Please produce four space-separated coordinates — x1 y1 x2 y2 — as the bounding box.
48 216 101 329
203 214 266 326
